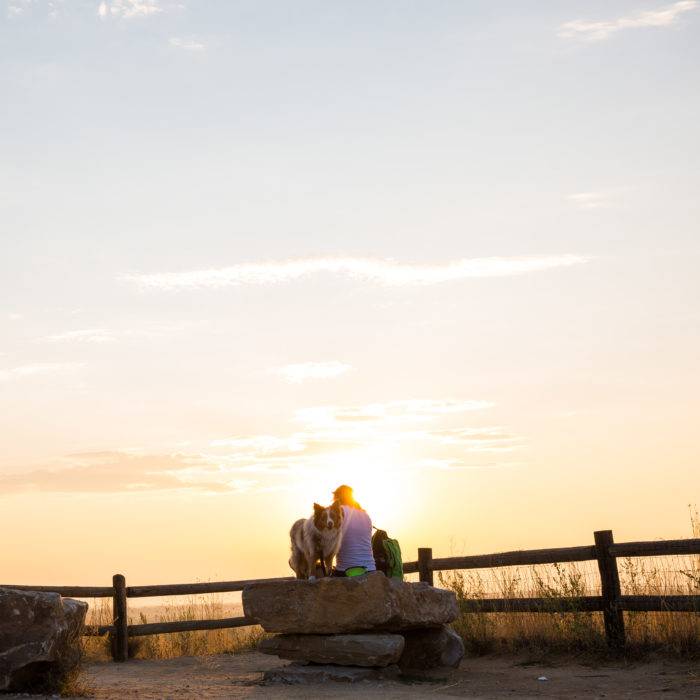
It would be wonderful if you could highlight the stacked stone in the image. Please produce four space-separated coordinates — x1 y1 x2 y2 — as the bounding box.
242 572 464 683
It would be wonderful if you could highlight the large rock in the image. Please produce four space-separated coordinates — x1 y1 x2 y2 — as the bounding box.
243 572 458 634
399 625 465 670
259 633 405 667
0 588 87 693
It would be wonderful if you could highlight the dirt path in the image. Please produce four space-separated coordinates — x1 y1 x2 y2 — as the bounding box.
72 652 699 698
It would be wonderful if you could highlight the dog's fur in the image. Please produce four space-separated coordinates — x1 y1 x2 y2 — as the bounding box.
289 502 344 579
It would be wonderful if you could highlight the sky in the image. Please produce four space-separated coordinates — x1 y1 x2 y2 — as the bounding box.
1 1 699 588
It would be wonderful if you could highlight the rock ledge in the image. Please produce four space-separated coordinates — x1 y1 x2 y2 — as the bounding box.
243 572 458 634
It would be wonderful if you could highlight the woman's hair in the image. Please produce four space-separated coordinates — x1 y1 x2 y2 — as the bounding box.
332 484 362 510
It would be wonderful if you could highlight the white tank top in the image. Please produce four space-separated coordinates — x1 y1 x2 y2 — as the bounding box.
336 505 377 571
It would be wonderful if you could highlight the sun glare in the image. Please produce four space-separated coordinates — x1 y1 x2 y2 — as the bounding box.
290 446 413 531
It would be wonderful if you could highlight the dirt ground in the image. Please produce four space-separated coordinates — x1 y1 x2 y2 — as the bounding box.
74 652 700 698
6 652 699 698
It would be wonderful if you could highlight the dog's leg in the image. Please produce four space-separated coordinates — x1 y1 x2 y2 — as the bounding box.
304 552 317 581
289 550 303 580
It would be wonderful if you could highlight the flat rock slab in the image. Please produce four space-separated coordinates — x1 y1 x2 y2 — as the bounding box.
243 571 458 634
264 662 401 684
259 633 405 667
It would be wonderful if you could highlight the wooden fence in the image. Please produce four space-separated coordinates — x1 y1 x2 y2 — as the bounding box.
5 530 699 661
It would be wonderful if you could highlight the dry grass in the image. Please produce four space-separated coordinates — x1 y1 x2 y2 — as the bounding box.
82 595 265 662
59 666 93 698
440 505 700 659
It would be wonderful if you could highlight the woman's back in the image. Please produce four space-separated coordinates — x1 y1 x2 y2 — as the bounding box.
336 505 376 572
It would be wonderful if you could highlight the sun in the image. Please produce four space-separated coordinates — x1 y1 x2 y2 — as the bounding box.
296 446 414 530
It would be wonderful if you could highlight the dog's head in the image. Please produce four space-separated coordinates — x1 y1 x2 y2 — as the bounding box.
313 501 343 531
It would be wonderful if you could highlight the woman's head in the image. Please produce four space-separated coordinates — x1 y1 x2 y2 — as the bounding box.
332 484 356 507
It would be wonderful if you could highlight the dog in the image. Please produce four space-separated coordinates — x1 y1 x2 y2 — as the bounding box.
289 501 344 579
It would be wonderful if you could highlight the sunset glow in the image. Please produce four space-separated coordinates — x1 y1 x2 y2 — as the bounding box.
2 1 699 591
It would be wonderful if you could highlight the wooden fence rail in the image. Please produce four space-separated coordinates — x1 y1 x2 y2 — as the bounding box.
4 530 699 661
126 577 296 598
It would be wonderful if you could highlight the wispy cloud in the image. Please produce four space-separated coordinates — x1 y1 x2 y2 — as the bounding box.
40 322 208 345
0 451 256 495
42 328 118 344
123 255 588 290
98 0 162 19
7 0 33 18
566 192 612 210
7 0 168 20
208 423 521 471
209 433 362 462
0 362 84 383
169 37 206 51
424 427 524 452
0 398 522 495
7 313 23 321
295 399 493 429
412 458 524 471
270 361 352 383
558 1 698 42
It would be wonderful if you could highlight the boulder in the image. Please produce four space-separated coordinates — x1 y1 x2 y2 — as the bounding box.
264 662 401 684
259 633 405 667
399 625 465 670
0 588 87 693
243 572 458 634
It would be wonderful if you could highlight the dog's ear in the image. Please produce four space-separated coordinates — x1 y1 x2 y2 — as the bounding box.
331 500 341 512
313 502 324 515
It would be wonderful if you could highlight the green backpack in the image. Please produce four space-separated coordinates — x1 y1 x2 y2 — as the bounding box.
371 528 403 579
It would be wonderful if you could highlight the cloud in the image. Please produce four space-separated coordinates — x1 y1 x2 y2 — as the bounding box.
0 396 522 495
47 0 61 19
7 0 167 20
7 0 33 18
270 361 352 383
558 1 698 42
122 255 589 290
169 37 206 51
208 433 367 462
413 458 524 471
7 313 23 321
0 362 84 383
566 192 612 210
40 322 208 345
210 435 308 453
295 399 493 429
98 0 162 19
0 451 256 495
424 427 524 452
43 329 117 344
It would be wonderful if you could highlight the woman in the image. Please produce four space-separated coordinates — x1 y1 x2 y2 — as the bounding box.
332 484 376 576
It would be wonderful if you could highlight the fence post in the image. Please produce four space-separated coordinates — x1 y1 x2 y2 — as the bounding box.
111 573 128 662
594 530 625 649
418 547 434 585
